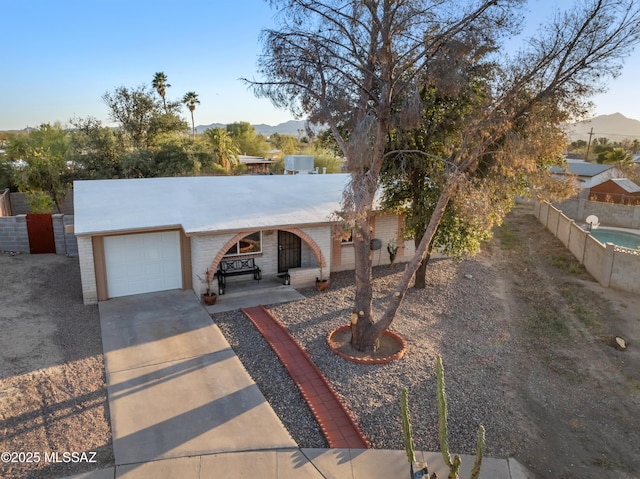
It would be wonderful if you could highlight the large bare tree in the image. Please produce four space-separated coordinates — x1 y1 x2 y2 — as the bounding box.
249 0 640 352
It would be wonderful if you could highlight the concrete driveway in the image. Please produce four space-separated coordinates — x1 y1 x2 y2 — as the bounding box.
98 289 296 468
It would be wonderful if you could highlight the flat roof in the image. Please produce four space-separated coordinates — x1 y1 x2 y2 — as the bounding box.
74 174 350 235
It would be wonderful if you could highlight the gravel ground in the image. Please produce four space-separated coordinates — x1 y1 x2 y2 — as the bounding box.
213 207 640 479
0 253 113 479
213 257 519 456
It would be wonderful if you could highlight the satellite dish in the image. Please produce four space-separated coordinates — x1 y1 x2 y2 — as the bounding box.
586 215 600 231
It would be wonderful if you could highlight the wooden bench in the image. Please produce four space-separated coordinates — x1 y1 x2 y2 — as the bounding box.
215 258 261 294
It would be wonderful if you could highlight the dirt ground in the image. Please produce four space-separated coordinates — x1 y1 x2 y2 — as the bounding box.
0 205 639 479
0 254 113 479
488 206 640 478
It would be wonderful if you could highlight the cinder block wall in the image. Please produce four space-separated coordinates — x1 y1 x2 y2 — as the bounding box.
9 191 74 215
536 200 640 294
0 214 77 256
63 215 78 256
555 198 640 228
0 215 29 253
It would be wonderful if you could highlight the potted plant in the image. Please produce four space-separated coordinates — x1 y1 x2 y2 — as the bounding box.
316 268 329 291
198 269 217 305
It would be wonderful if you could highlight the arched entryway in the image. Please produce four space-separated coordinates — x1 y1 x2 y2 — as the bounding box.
207 227 326 280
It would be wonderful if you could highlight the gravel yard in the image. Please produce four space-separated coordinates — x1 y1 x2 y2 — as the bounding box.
0 254 113 479
2 206 639 479
214 206 640 479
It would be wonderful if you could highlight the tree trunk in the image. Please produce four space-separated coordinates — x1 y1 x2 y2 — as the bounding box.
352 177 458 350
412 236 434 289
350 198 377 352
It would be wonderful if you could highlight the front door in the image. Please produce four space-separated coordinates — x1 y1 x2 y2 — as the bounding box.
278 231 301 273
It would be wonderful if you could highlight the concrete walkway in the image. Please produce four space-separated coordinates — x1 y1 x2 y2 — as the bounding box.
62 289 532 479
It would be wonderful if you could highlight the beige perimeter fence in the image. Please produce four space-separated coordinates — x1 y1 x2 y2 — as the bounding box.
534 201 640 294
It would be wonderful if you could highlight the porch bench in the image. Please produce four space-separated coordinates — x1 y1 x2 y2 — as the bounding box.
216 258 261 294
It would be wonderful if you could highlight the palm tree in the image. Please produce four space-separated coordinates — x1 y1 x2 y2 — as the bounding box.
152 72 171 112
204 127 239 170
182 92 200 137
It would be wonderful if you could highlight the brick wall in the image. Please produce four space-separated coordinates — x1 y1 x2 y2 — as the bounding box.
189 225 332 295
331 213 416 273
77 236 98 304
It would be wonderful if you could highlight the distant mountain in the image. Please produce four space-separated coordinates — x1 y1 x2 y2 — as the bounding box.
566 113 640 142
195 120 324 136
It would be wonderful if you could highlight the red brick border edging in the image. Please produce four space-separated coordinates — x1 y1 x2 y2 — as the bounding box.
327 325 407 364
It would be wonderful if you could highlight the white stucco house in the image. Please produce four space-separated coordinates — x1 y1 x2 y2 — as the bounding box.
73 174 415 304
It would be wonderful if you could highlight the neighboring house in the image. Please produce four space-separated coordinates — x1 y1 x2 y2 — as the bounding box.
238 155 276 174
551 160 625 189
73 174 415 305
589 178 640 205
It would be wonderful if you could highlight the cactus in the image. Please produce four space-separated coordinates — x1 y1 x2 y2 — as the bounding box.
401 357 485 479
401 388 416 464
470 425 485 479
436 355 484 479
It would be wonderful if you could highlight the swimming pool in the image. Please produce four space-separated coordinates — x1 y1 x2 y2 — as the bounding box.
590 227 640 249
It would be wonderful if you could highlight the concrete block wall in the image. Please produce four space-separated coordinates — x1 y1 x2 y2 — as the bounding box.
536 200 640 295
567 222 587 261
555 198 640 228
9 191 74 215
77 236 98 304
610 247 640 293
52 215 66 255
582 236 608 284
0 214 76 256
556 211 573 247
0 215 29 253
63 215 78 256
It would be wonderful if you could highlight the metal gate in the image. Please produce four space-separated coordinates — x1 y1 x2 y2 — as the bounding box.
26 213 56 254
278 230 301 273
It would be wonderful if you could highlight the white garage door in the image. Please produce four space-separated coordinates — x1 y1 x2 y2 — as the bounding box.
104 231 182 298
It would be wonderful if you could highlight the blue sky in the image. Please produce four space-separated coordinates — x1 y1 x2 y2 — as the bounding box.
1 0 639 131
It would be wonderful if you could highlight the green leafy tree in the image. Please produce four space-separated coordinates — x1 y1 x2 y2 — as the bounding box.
302 145 342 173
182 91 200 137
10 123 70 213
597 147 633 164
103 84 186 150
152 72 171 113
68 116 124 179
204 127 239 171
103 85 161 149
153 138 202 177
313 129 342 157
120 149 156 178
270 132 299 156
249 0 640 352
226 121 268 157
